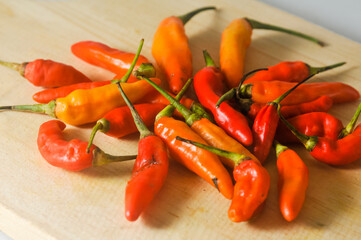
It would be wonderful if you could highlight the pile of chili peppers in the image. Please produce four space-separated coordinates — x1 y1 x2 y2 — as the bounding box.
1 6 361 224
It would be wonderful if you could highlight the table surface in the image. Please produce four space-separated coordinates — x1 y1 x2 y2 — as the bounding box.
1 0 361 239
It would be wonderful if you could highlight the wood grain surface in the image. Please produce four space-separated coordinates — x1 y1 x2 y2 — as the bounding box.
0 0 361 239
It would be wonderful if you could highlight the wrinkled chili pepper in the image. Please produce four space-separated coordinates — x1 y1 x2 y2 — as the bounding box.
152 6 216 94
0 59 91 88
252 74 314 164
274 140 309 222
117 81 168 222
217 62 345 107
243 61 345 84
278 102 361 165
220 17 325 89
0 40 158 126
37 120 137 171
71 40 149 75
275 112 344 144
176 136 270 222
86 103 166 151
141 76 257 169
193 50 253 146
153 78 234 199
242 95 333 120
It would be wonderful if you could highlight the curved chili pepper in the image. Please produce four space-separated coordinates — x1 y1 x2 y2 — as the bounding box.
0 40 159 126
33 80 111 103
117 82 168 222
71 40 149 75
142 76 257 169
274 141 309 222
243 61 345 84
193 50 253 146
278 102 361 165
275 112 344 144
244 95 333 120
176 136 270 222
220 18 324 89
152 6 215 94
0 59 91 88
86 103 166 151
252 74 314 164
154 79 234 199
37 120 136 171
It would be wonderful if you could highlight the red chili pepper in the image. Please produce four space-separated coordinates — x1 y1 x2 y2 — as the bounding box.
244 95 333 120
275 112 344 144
0 59 91 88
117 81 169 222
176 136 270 222
194 50 253 146
243 61 345 84
86 103 166 151
252 75 314 164
37 120 136 171
278 102 361 165
71 41 149 74
274 141 309 222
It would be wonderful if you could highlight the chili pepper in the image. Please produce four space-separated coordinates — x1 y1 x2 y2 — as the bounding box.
220 17 325 89
278 102 361 165
154 79 234 199
275 112 344 144
0 59 91 88
33 81 111 103
86 103 166 152
217 62 345 107
152 6 216 94
274 140 309 222
243 95 333 120
141 76 257 169
37 120 136 171
252 74 314 164
193 50 253 146
117 81 168 222
243 61 345 84
176 136 270 222
0 40 159 126
71 40 149 75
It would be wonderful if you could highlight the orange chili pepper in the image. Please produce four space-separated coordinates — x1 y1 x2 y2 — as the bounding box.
176 136 270 222
274 141 309 222
152 6 215 94
220 18 324 89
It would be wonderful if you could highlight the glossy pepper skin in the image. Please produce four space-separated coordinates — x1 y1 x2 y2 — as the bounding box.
152 6 215 94
37 120 136 171
71 41 149 75
275 142 309 222
194 50 253 146
33 80 111 103
275 112 343 144
0 59 91 88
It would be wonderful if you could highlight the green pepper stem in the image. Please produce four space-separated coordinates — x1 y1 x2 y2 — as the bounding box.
178 6 216 25
111 39 144 84
92 148 137 167
203 49 216 67
339 102 361 139
155 78 193 122
116 82 153 139
307 62 346 75
0 60 26 76
245 17 325 46
175 136 250 166
273 73 315 104
190 102 215 123
86 118 110 153
133 63 156 79
0 100 56 118
273 140 289 158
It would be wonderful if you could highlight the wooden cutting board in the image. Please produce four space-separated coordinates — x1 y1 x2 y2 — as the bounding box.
1 0 361 239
